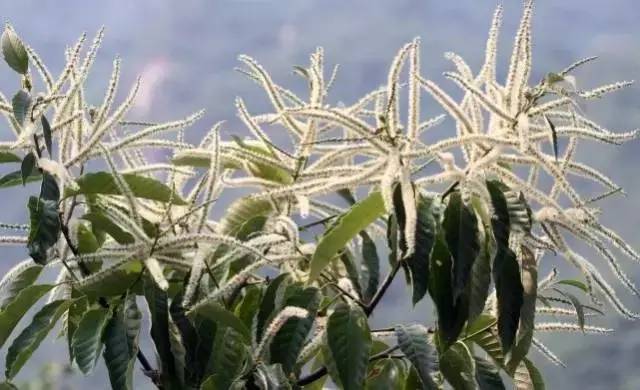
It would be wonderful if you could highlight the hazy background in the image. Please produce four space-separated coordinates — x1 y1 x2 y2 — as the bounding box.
1 0 640 388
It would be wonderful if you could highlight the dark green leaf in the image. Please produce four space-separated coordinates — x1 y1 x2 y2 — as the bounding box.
544 115 559 161
256 273 290 341
1 27 28 74
0 381 17 390
406 195 437 305
553 288 585 331
395 324 438 389
310 191 385 282
487 181 523 353
439 342 477 390
20 152 36 186
208 327 248 389
366 360 403 389
12 90 31 127
269 286 320 373
468 229 492 323
555 279 588 292
65 172 187 205
5 299 74 379
0 152 21 163
77 260 143 298
72 307 110 374
27 196 60 264
468 325 504 367
144 278 177 385
41 115 53 157
234 285 264 332
359 231 380 303
443 192 480 302
475 355 505 390
0 284 53 348
326 303 372 390
188 301 251 343
40 172 60 202
252 363 292 390
102 297 141 390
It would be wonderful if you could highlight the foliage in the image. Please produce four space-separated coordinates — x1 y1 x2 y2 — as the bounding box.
0 1 637 388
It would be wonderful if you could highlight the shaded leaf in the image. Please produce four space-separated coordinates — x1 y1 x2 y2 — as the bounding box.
80 212 135 244
21 152 36 186
326 303 372 390
0 262 43 309
41 115 53 157
5 299 74 379
208 327 248 389
40 172 60 202
12 90 31 127
553 288 585 331
475 355 505 390
0 152 21 164
395 324 438 389
102 297 140 390
71 307 110 374
0 169 41 188
366 360 403 390
27 196 60 264
513 358 545 390
406 194 438 305
359 231 380 303
310 191 385 282
544 115 559 161
439 342 477 390
144 277 177 385
252 363 292 390
188 301 251 343
256 273 290 341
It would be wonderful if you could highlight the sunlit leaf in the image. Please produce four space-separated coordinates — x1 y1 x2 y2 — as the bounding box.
395 324 438 389
1 27 28 74
0 284 53 348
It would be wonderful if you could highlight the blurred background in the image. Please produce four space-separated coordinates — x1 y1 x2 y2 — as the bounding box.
1 0 640 388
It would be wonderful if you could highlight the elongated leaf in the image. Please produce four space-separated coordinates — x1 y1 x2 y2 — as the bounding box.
359 231 380 303
188 301 251 343
475 355 505 390
555 279 588 292
513 358 545 390
0 152 21 164
0 284 53 348
103 297 140 390
0 169 41 188
27 196 60 264
269 286 320 373
40 172 60 202
1 27 28 74
544 115 559 161
12 90 31 127
72 308 110 374
468 326 505 366
234 285 264 333
65 172 187 204
0 262 43 309
208 327 248 389
21 152 36 186
78 260 143 298
443 192 480 302
407 195 438 305
76 221 100 254
256 273 290 341
5 299 74 379
310 191 385 282
144 277 177 385
507 247 537 373
468 228 492 323
428 233 467 345
252 363 292 390
553 288 585 330
218 197 273 236
41 116 53 157
326 303 372 390
487 181 523 352
439 342 477 390
395 324 438 389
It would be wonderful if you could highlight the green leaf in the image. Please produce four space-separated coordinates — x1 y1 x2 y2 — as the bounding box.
0 262 43 310
234 285 264 332
0 169 41 188
27 196 60 264
366 360 403 390
80 212 135 244
76 221 100 254
406 194 438 305
475 356 505 390
506 247 537 373
252 363 292 390
544 115 559 161
555 279 588 292
428 234 467 346
553 288 585 331
513 358 545 390
40 172 60 202
218 197 273 236
439 342 477 390
487 181 523 353
269 286 320 373
41 115 53 157
468 325 504 367
395 324 438 389
359 231 380 303
0 152 21 163
0 382 17 390
0 284 53 348
443 192 480 302
1 27 28 74
326 303 372 390
208 327 248 389
5 299 74 379
12 89 31 127
188 301 251 343
21 152 36 186
71 307 110 374
310 191 385 282
102 297 141 390
143 278 177 385
77 260 143 298
65 172 187 205
468 227 492 323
